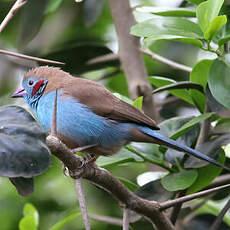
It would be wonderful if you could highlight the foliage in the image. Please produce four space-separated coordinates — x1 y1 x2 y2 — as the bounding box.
1 0 230 229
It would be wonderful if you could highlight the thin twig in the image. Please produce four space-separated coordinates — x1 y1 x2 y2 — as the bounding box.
123 208 130 230
210 198 230 230
0 49 65 65
75 179 91 230
87 53 119 65
0 0 27 33
160 184 230 210
89 214 123 226
207 174 230 189
170 190 187 225
140 48 192 73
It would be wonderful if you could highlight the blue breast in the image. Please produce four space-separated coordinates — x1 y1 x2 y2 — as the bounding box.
34 90 132 148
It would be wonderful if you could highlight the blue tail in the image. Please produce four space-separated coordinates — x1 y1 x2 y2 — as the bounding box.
135 125 230 171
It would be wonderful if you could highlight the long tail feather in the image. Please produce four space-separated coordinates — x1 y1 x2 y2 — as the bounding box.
136 126 230 172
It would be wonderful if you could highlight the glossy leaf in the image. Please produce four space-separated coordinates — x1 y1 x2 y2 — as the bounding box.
208 59 230 109
190 59 213 112
131 17 203 39
128 143 164 165
19 203 39 230
149 76 194 105
204 15 227 40
185 134 230 168
145 35 203 47
170 113 214 140
50 212 81 230
161 169 198 191
0 106 50 178
187 150 225 194
9 177 34 196
118 177 139 191
186 0 205 5
20 0 49 45
159 116 200 163
137 171 168 186
43 43 119 74
133 96 143 110
136 6 196 17
196 0 224 33
135 180 173 202
97 148 143 168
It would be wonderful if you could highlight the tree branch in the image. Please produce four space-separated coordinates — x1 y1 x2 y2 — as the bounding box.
140 48 192 73
46 135 174 230
160 184 230 210
210 198 230 230
0 0 27 33
0 49 65 65
123 208 129 230
109 0 158 121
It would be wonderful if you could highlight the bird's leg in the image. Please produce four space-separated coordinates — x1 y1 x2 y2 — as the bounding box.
71 144 97 153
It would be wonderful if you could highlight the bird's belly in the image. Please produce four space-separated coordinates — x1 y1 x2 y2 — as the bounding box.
35 91 132 154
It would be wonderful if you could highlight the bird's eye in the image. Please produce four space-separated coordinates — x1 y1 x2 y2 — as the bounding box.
28 80 34 86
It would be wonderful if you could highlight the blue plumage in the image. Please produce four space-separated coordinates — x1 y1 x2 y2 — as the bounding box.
11 66 230 171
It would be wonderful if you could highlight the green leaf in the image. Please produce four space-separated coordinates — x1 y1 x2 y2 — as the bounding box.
197 0 224 33
50 212 81 230
113 93 133 104
131 17 203 39
161 169 198 191
195 199 230 226
145 35 203 48
190 59 213 112
45 0 63 14
208 59 230 109
187 150 225 194
186 0 205 5
159 117 200 164
0 106 50 178
136 6 196 17
204 15 227 40
133 96 143 110
97 148 143 168
19 203 39 230
118 177 139 192
128 143 164 165
149 76 194 105
170 113 214 140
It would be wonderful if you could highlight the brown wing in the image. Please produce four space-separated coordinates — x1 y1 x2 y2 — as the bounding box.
62 77 159 130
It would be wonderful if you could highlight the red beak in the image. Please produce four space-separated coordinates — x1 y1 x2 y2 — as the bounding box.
11 87 26 98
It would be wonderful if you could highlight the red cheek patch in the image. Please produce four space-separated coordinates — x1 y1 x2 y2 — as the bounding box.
32 80 44 96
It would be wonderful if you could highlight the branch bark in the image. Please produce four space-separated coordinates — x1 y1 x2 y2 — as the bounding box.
0 0 27 33
108 0 157 121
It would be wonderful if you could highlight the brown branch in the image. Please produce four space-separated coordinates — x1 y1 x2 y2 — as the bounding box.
123 208 130 230
160 184 230 210
0 0 27 33
140 48 192 73
0 49 65 65
210 198 230 230
46 135 174 230
89 214 123 226
170 190 187 225
75 179 91 230
87 53 119 65
109 0 158 121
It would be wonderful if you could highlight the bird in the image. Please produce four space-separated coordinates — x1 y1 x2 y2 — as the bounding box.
12 66 230 171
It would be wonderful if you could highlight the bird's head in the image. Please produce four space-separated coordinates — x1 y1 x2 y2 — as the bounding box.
12 75 48 104
12 66 69 106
